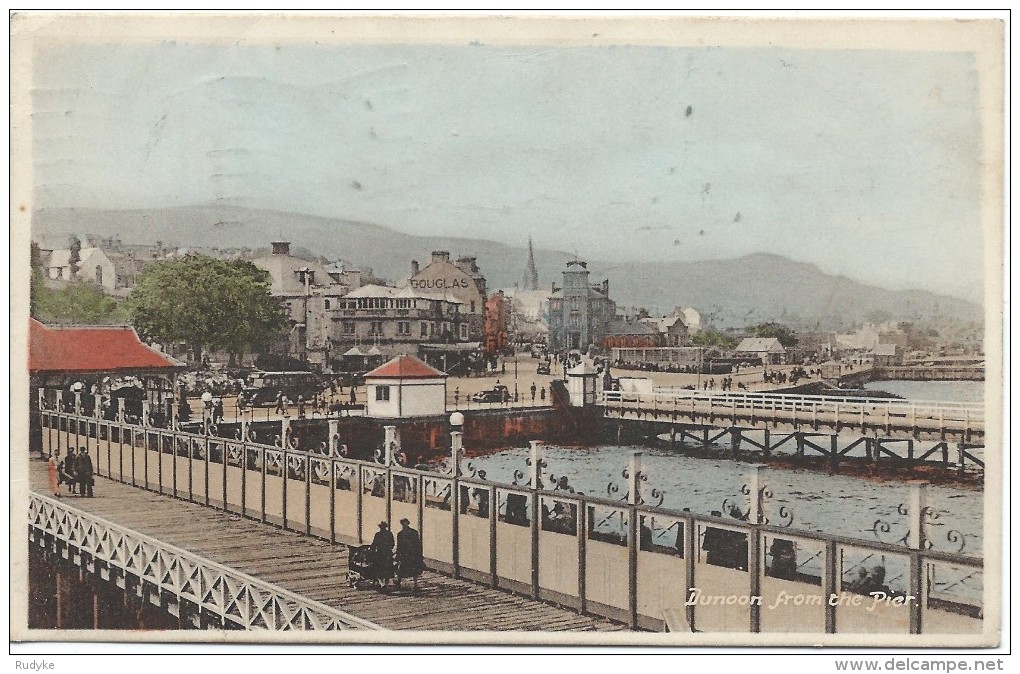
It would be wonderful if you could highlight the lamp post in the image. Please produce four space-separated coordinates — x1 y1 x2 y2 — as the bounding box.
71 381 83 415
449 411 464 476
201 391 213 433
513 353 519 403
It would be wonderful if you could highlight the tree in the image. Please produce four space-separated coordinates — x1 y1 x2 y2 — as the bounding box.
67 234 82 279
30 241 43 317
35 280 128 324
127 254 288 362
745 322 799 348
690 328 737 350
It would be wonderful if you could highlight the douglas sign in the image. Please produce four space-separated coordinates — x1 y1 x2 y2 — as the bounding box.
410 278 471 290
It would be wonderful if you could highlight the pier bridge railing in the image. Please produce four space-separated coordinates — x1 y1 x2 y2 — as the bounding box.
600 389 984 440
35 408 984 636
28 490 382 631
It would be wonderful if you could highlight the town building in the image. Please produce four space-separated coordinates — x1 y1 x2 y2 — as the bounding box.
401 251 487 341
734 337 787 365
872 343 902 366
547 260 616 353
327 283 469 367
602 318 659 349
251 241 353 367
484 291 510 355
639 309 691 346
40 236 196 298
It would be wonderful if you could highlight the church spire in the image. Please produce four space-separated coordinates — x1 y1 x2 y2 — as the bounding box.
523 236 539 291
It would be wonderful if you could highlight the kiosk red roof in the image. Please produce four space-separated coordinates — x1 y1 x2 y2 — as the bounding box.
29 318 183 374
365 355 446 379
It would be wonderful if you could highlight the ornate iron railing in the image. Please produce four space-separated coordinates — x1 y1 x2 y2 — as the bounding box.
36 409 985 635
27 492 382 631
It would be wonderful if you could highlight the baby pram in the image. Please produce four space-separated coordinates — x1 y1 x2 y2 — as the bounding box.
347 544 380 589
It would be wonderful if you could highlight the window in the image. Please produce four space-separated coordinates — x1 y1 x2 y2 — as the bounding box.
421 322 428 337
324 299 331 310
375 386 390 401
370 321 384 335
95 265 104 286
460 324 467 339
470 301 476 313
343 321 355 334
397 321 411 335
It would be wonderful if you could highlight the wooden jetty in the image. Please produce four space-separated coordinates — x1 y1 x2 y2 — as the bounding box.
26 458 623 632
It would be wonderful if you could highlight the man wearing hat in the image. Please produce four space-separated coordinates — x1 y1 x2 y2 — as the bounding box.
395 517 424 593
370 521 395 591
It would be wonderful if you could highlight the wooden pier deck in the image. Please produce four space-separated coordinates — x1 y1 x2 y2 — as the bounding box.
25 457 625 632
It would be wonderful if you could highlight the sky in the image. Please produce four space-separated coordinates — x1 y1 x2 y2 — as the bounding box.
28 35 987 302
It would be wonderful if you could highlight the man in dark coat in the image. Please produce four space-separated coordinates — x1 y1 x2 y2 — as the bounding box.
76 446 94 497
395 518 424 593
62 449 78 494
370 521 395 590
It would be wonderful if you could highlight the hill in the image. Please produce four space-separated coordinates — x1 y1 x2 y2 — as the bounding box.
30 205 982 330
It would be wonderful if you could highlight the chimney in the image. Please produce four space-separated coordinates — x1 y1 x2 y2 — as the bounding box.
271 241 291 256
431 251 450 264
411 260 420 276
602 279 610 295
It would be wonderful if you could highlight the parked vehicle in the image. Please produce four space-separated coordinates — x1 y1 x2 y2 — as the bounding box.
471 385 510 403
536 361 551 375
242 371 323 406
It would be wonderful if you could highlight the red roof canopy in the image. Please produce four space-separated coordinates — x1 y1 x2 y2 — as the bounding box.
29 318 183 375
365 355 446 379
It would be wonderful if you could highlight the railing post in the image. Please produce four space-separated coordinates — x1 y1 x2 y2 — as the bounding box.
824 539 838 633
329 458 337 544
282 449 289 528
909 552 923 635
204 434 211 507
529 440 545 599
906 481 928 551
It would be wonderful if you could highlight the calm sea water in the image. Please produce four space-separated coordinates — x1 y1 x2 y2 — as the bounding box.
864 380 985 403
463 444 982 551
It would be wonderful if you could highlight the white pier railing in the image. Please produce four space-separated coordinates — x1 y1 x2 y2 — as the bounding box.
600 389 984 435
28 492 382 631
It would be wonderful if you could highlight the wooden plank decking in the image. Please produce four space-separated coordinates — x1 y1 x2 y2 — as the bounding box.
26 457 626 632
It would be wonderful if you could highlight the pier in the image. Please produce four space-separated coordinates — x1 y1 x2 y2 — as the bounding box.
28 405 985 637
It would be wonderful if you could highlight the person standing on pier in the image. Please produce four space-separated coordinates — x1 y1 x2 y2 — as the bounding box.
275 391 285 414
61 449 78 495
76 446 94 497
395 518 424 593
47 449 61 497
371 521 395 591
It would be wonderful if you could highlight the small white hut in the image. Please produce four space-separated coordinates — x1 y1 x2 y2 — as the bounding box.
364 355 448 418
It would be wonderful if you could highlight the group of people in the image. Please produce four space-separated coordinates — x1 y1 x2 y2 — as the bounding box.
46 447 94 498
369 519 425 593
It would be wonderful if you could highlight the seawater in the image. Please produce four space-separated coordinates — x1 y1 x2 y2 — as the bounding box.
864 380 985 403
462 443 983 556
